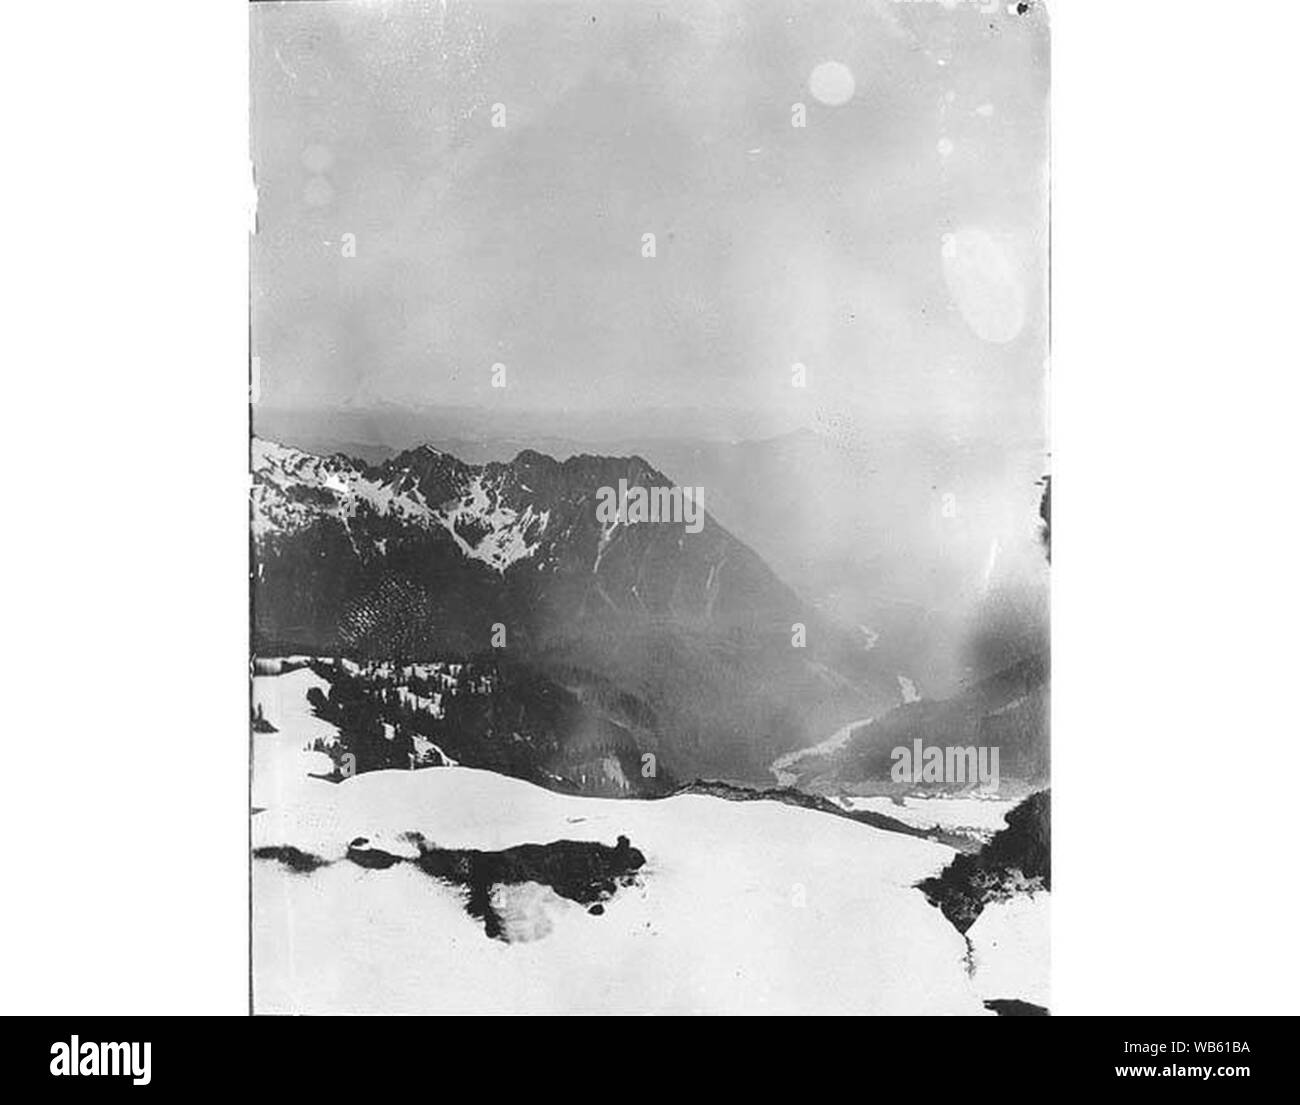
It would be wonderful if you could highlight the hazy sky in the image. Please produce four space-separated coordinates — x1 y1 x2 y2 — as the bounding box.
251 0 1048 443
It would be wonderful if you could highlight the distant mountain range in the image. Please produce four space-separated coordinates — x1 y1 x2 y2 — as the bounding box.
253 412 1051 700
251 438 900 786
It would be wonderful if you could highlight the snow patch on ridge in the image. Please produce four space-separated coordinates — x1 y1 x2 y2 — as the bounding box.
250 438 435 540
898 674 920 703
252 439 550 573
436 474 550 572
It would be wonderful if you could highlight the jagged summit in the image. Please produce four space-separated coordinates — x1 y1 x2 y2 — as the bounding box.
251 435 899 783
250 435 746 592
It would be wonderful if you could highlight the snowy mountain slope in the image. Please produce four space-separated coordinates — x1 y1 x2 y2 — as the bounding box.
251 667 1046 1014
250 666 337 812
252 763 991 1015
967 893 1050 1010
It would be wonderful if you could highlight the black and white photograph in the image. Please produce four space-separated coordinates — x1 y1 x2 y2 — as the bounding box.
249 0 1049 1015
4 0 1298 1067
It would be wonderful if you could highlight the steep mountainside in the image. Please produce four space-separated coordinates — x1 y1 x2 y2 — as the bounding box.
251 438 899 785
788 652 1049 795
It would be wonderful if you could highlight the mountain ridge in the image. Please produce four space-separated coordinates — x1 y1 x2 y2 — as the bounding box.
250 436 899 788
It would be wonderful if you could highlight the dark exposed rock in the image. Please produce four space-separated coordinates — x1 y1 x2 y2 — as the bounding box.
985 998 1049 1016
917 790 1050 934
409 833 645 941
254 833 647 943
253 845 329 873
251 701 278 733
346 843 405 869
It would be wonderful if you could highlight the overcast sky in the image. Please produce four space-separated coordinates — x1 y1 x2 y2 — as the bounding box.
251 0 1048 444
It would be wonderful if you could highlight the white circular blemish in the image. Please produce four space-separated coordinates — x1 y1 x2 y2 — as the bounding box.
302 144 334 173
976 103 996 118
937 137 954 157
941 227 1027 344
809 61 855 106
303 176 335 208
